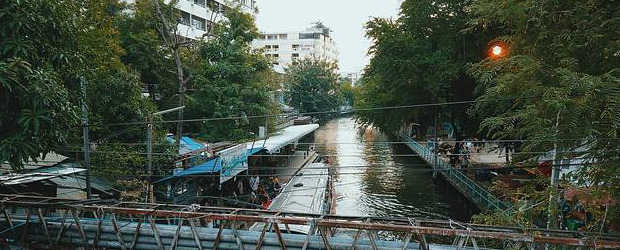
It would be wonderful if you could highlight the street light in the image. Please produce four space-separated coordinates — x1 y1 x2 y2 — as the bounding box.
488 42 508 59
491 45 503 56
146 106 185 203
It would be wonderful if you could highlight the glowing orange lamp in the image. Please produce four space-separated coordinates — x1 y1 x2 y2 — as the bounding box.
491 45 503 56
489 43 507 58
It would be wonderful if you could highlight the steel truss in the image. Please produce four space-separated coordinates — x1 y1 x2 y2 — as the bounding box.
0 195 618 249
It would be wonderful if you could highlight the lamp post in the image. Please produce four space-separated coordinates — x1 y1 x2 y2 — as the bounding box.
146 106 185 203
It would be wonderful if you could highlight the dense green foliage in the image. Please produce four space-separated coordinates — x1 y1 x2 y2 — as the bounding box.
0 0 175 203
285 58 343 120
355 0 485 136
357 0 619 227
117 0 176 104
186 8 275 142
468 0 620 224
0 0 82 171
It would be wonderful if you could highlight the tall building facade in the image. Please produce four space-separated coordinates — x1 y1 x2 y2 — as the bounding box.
252 23 339 68
123 0 255 39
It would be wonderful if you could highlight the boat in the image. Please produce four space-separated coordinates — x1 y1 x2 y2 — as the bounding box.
250 160 333 235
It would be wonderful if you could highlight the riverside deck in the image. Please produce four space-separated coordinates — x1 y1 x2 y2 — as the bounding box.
398 133 510 212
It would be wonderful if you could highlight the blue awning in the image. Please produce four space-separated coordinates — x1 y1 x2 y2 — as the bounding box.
166 136 207 155
155 148 263 184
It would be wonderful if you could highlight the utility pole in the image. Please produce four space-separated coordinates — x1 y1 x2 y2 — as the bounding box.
146 106 185 203
433 106 439 179
80 77 92 199
547 110 562 229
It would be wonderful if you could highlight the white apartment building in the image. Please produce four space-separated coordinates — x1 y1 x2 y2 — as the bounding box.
341 72 361 86
123 0 255 39
252 23 339 68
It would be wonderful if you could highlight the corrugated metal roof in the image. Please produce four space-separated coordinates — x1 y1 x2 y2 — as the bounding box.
251 162 329 235
0 166 86 185
269 162 328 214
1 152 69 172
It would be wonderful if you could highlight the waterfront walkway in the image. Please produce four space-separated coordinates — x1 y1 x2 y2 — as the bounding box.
398 133 511 212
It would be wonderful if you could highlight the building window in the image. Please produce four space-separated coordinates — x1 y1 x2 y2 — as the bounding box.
180 11 191 26
259 34 266 40
292 53 299 58
192 16 206 31
292 44 299 50
279 34 288 39
299 33 320 39
194 0 206 7
208 0 224 13
272 45 279 51
267 35 277 40
272 54 279 58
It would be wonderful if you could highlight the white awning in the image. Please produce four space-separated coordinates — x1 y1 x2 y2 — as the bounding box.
247 124 319 154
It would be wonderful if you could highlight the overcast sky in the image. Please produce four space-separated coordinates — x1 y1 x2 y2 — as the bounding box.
254 0 403 73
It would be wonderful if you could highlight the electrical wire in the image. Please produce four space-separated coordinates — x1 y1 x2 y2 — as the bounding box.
105 97 535 126
52 136 620 147
37 148 620 158
48 161 596 180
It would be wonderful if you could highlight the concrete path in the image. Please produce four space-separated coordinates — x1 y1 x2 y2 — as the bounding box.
468 143 509 167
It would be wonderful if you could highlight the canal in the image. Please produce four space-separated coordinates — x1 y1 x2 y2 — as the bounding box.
314 117 471 222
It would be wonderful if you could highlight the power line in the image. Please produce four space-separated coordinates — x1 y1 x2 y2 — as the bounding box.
57 136 620 147
59 161 597 180
43 148 620 158
106 97 531 126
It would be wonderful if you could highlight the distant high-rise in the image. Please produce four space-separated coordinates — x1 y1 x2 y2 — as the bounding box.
252 22 339 68
123 0 256 39
341 72 361 86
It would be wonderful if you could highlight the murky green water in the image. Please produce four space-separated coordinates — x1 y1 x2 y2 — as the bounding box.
314 117 466 221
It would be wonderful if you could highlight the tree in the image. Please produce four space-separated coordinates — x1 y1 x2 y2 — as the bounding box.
117 0 176 104
355 0 486 136
340 80 355 107
0 0 83 171
285 58 342 120
150 0 194 145
468 0 620 228
75 0 175 195
186 7 274 142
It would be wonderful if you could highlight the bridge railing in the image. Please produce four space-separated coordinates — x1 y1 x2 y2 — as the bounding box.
399 133 510 211
0 194 617 250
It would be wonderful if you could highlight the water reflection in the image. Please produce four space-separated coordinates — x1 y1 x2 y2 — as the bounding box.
314 117 461 220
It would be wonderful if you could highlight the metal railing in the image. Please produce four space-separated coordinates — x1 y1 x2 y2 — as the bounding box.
0 194 618 249
399 133 510 211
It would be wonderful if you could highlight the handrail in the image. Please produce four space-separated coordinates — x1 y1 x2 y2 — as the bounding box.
399 133 510 211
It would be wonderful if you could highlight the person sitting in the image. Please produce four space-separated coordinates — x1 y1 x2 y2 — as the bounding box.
257 185 271 209
273 177 282 194
267 177 276 196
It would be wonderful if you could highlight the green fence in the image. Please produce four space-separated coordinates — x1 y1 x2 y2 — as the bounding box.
400 133 510 211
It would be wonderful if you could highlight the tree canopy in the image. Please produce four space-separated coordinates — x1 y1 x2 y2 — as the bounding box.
285 58 343 120
185 7 275 142
355 0 485 136
468 0 620 225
